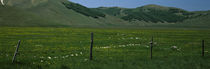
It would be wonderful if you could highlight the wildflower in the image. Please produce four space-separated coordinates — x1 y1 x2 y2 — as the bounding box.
171 46 177 49
80 52 83 55
145 46 150 48
65 55 69 57
136 37 139 39
62 56 65 58
122 45 126 47
71 54 74 56
131 44 135 46
171 46 179 51
177 48 181 51
101 46 111 49
41 60 44 62
75 54 78 56
130 37 134 39
84 59 88 61
48 56 51 59
40 56 44 58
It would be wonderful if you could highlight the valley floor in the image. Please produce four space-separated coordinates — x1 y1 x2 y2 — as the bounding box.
0 27 209 69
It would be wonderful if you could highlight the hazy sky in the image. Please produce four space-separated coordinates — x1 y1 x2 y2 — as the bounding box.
69 0 210 11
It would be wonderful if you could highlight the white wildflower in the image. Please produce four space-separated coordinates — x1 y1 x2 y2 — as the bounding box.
171 46 178 49
84 59 88 61
131 44 135 46
71 54 74 56
136 37 139 39
130 37 133 39
171 46 179 51
40 56 44 58
75 54 78 56
101 46 111 49
65 55 69 57
48 56 51 59
1 0 5 5
41 60 43 62
80 52 83 55
122 45 126 47
62 56 65 58
54 57 58 58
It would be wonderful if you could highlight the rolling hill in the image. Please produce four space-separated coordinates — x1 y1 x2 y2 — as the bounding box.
0 0 210 28
93 4 208 23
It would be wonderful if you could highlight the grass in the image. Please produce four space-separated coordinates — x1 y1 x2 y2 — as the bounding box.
0 27 210 69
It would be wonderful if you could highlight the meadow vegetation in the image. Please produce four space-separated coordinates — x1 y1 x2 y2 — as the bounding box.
0 27 209 69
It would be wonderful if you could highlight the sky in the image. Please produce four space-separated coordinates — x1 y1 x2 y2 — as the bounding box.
69 0 210 11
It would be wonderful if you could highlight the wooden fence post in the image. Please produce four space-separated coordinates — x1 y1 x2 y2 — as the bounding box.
90 32 94 60
150 37 153 59
202 40 205 57
12 40 21 63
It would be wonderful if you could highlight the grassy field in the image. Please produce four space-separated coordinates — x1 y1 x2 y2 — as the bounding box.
0 27 209 69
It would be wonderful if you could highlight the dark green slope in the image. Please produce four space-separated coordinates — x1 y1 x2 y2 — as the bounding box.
178 11 210 28
93 4 206 23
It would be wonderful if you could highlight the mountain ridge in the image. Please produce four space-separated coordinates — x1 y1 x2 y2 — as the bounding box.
0 0 210 28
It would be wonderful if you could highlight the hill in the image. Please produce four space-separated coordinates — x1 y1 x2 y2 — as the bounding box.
93 4 208 23
0 0 210 28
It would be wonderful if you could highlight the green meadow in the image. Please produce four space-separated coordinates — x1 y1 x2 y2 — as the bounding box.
0 27 209 69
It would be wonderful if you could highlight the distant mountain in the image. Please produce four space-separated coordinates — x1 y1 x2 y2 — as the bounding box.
0 0 210 28
93 4 208 23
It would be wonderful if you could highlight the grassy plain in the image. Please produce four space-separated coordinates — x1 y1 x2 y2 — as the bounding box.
0 27 209 69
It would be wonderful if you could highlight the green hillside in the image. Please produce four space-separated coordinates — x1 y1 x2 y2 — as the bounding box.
0 6 59 27
93 4 207 23
62 2 105 18
1 0 135 28
0 0 210 28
